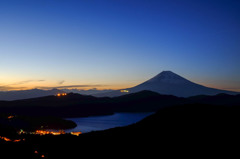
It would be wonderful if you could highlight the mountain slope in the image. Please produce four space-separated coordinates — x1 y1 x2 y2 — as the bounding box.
95 71 238 97
0 93 113 117
112 90 187 112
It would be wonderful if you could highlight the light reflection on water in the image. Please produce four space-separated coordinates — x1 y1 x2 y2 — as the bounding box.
65 112 153 133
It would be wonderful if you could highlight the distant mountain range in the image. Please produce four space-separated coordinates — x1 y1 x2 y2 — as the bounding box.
0 89 65 101
62 88 114 95
95 71 238 97
0 88 115 101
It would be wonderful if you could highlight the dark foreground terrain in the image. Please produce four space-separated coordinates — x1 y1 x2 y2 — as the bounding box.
1 103 240 158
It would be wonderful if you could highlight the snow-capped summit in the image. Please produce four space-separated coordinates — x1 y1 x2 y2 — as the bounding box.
146 71 189 84
95 71 238 97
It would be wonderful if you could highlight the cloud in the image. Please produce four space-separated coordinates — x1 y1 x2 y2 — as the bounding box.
0 80 107 91
0 86 28 91
12 80 45 85
56 85 104 89
58 80 65 85
0 80 45 91
37 84 106 90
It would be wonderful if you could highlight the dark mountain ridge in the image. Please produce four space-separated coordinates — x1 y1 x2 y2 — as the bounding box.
0 93 113 117
0 91 240 118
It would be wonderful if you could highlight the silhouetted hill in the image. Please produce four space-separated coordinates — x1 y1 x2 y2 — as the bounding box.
112 90 187 112
0 90 188 118
188 93 240 106
0 93 113 117
0 91 240 118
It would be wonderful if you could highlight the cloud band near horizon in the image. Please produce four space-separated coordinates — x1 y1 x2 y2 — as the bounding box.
0 84 107 91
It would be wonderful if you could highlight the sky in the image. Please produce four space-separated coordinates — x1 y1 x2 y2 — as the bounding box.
0 0 239 92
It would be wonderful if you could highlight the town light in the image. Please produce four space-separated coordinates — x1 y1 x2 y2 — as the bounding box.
56 93 67 97
8 115 14 119
120 90 129 93
70 132 82 136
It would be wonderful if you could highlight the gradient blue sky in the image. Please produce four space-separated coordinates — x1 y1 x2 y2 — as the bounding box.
0 0 239 91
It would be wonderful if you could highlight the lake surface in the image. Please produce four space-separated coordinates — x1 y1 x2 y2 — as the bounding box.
65 112 153 133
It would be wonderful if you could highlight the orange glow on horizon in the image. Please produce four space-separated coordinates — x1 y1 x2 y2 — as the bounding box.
0 79 136 92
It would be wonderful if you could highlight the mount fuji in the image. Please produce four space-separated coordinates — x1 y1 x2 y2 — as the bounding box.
95 71 238 97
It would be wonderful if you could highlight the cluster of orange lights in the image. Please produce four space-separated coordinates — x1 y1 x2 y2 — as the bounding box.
35 130 66 135
70 132 82 136
120 90 129 93
56 93 67 97
0 136 25 142
18 129 82 136
34 130 82 136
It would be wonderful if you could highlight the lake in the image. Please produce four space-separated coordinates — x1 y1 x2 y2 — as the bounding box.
65 112 153 133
